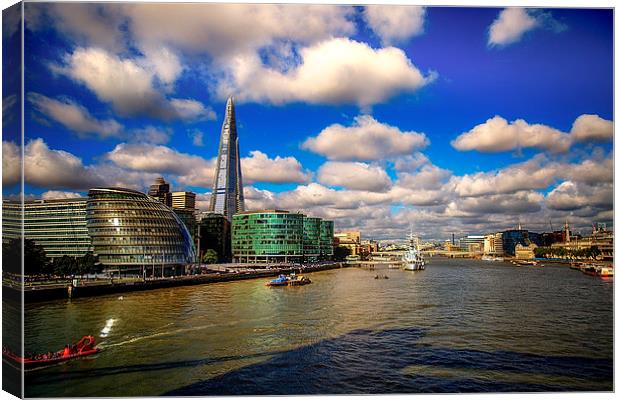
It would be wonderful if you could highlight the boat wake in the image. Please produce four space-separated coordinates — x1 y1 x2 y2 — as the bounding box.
98 323 217 350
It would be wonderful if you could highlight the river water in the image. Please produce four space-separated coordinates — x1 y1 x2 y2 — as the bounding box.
22 258 613 396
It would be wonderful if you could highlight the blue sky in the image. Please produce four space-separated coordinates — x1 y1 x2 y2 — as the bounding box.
2 3 614 239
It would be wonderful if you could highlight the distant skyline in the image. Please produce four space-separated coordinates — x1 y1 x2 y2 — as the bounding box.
2 3 613 239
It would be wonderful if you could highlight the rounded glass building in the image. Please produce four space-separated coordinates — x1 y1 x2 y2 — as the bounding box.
86 188 195 272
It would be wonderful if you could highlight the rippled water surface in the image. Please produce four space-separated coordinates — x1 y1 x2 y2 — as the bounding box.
22 259 613 396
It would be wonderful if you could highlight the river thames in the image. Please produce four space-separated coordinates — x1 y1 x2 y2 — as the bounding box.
22 258 612 396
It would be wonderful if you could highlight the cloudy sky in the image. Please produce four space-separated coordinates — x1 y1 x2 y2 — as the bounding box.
2 3 613 240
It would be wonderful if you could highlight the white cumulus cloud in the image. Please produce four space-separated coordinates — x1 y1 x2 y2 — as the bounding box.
53 47 214 121
41 190 83 200
2 140 21 186
123 3 356 58
106 143 212 177
23 138 104 189
451 114 613 153
546 181 613 211
216 38 434 108
452 116 571 153
303 115 429 161
364 5 426 45
28 92 122 139
570 114 614 142
241 150 312 184
488 8 539 46
317 161 392 192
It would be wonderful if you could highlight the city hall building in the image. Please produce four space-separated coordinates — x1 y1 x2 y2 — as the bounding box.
3 187 196 273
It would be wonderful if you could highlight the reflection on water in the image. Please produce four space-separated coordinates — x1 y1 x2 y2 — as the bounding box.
23 259 612 396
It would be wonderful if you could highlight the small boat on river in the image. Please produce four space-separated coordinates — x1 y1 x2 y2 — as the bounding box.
288 274 312 286
582 265 614 278
266 273 312 287
3 335 99 369
266 275 290 287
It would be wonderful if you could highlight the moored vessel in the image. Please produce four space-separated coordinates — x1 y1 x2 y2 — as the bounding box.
266 275 290 287
402 232 425 271
266 273 312 287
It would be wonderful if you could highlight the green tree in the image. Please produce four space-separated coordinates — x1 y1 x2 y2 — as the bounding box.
76 252 99 277
2 239 21 275
202 249 218 264
53 256 78 277
24 239 49 276
534 247 548 259
333 246 351 262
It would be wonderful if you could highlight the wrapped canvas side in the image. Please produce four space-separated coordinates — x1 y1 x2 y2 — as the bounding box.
2 1 24 398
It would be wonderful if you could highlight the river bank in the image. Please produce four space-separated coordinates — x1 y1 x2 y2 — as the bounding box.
5 262 346 303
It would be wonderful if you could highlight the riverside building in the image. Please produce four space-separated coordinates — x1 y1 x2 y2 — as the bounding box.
2 187 196 274
458 235 485 253
148 177 172 207
231 210 334 263
171 191 196 210
197 212 231 263
502 229 542 256
87 188 196 273
2 198 92 258
320 220 335 259
334 231 361 256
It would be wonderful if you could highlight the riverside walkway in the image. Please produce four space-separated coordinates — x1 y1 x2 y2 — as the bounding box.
6 262 346 303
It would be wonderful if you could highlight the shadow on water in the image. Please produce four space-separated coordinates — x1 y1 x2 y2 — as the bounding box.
160 326 612 395
26 350 283 384
25 326 613 395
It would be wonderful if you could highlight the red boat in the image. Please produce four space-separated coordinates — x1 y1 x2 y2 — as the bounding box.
3 335 100 368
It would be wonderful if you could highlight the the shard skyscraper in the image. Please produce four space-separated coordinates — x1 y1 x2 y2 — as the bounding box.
209 96 245 220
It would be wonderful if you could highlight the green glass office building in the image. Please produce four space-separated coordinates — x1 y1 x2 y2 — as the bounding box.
303 217 322 261
320 220 335 258
232 210 334 263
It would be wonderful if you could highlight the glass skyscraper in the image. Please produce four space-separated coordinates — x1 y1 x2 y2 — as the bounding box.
209 96 245 220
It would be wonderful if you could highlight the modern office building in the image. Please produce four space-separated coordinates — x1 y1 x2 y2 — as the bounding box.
320 220 335 259
171 191 196 210
148 177 172 207
2 198 92 258
232 210 304 263
303 217 322 261
197 212 231 263
173 208 197 243
209 96 245 221
483 233 504 255
334 231 361 255
459 235 485 252
232 210 334 263
502 229 542 256
86 188 195 273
